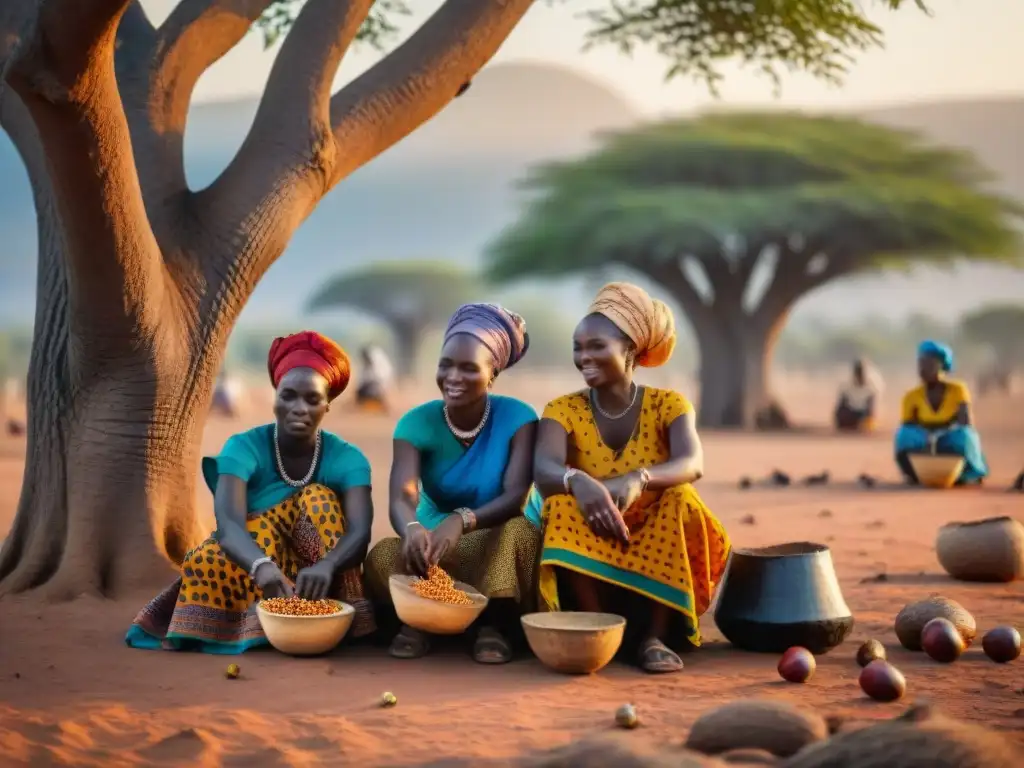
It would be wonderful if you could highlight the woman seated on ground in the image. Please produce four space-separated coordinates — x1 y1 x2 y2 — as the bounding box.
364 303 539 664
894 340 988 486
834 358 881 432
126 332 376 653
355 344 395 414
528 283 731 674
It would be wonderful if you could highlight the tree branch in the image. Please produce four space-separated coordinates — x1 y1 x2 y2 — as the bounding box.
142 0 275 200
7 0 166 341
329 0 535 182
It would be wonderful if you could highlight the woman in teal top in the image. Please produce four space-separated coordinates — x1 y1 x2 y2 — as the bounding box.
126 331 376 653
364 303 539 664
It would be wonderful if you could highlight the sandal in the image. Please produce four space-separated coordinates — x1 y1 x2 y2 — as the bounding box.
389 625 430 659
473 626 512 665
639 637 684 674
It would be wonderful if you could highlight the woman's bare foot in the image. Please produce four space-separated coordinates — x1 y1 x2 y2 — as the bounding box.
389 625 430 659
639 637 683 674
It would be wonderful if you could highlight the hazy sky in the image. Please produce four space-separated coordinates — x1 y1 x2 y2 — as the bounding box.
142 0 1022 114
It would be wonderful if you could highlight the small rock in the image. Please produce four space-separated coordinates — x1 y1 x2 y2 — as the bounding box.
739 477 753 490
740 514 757 526
818 509 833 518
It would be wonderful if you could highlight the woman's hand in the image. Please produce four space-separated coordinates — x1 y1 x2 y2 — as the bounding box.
603 472 645 513
427 514 463 566
253 561 295 599
570 473 630 544
295 559 335 600
401 522 432 577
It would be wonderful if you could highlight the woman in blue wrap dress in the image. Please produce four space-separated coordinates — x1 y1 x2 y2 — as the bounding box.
364 303 540 664
894 340 988 485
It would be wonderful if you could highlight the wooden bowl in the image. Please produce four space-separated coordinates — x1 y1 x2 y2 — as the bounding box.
389 575 488 635
255 600 355 656
936 516 1024 582
521 612 626 674
908 453 965 489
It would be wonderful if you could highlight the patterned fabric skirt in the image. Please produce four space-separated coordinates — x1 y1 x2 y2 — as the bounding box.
363 516 541 613
537 484 730 648
125 483 375 654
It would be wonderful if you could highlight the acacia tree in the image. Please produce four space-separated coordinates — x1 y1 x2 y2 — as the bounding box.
308 261 481 377
487 113 1022 427
959 304 1024 368
0 0 934 598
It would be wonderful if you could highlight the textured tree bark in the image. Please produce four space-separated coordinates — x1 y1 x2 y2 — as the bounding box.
0 0 533 598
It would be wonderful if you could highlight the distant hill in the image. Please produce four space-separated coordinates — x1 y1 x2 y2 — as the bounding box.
0 63 1021 329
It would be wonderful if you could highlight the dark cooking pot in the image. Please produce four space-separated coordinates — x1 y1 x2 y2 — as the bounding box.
713 542 854 654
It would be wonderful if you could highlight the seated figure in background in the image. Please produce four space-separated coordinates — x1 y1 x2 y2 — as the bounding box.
364 303 539 665
834 358 881 432
894 340 988 486
528 282 730 674
126 331 376 653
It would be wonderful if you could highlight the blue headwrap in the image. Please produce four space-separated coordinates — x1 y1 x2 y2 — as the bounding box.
918 339 954 372
443 303 530 371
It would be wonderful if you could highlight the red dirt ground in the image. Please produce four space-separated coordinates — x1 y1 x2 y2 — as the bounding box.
1 374 1021 766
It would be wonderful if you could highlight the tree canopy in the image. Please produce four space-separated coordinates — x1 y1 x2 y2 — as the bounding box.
308 260 483 375
485 111 1023 426
256 0 932 89
487 112 1022 283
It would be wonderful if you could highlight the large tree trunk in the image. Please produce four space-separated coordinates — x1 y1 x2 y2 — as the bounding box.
0 0 532 599
691 311 784 429
637 251 845 430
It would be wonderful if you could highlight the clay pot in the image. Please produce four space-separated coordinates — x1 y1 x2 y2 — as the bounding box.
936 516 1024 582
713 542 854 654
894 596 976 651
685 700 829 758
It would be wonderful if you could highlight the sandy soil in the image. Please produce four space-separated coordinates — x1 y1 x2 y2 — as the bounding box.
0 375 1022 766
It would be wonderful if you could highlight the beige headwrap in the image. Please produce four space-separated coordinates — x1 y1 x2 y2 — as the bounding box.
588 282 677 368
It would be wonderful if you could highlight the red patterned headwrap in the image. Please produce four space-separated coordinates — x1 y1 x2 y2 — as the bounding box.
267 331 351 401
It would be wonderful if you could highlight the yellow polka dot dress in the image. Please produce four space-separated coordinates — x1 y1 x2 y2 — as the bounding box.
537 388 730 647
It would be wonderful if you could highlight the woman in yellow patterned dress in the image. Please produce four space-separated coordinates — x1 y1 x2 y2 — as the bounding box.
527 283 730 674
126 331 376 653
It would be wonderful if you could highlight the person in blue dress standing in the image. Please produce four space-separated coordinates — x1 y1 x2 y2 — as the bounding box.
364 303 539 664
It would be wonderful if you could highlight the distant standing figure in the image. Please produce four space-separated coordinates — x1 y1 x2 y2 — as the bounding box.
834 359 881 432
355 344 395 414
894 340 988 486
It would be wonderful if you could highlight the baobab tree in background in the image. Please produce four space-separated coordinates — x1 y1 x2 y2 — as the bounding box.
959 304 1024 395
487 113 1022 428
309 261 481 378
0 0 933 598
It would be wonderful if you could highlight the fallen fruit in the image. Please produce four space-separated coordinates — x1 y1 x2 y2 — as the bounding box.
778 646 816 683
859 659 906 702
982 626 1021 663
855 639 886 667
615 703 638 729
921 617 964 663
380 692 397 708
225 664 240 680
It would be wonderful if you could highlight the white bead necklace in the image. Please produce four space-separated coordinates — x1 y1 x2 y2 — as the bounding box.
444 396 491 442
590 383 638 420
274 424 321 488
